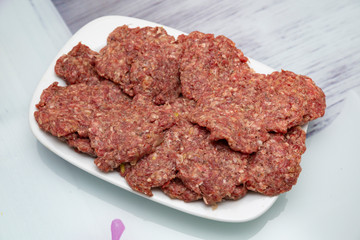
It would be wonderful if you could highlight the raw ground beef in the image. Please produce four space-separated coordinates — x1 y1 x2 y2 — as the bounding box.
89 95 175 172
175 121 248 205
125 118 248 204
190 70 325 153
122 96 194 195
125 119 306 204
34 81 130 154
170 97 196 124
245 126 306 196
124 97 249 204
64 133 95 156
55 42 102 85
265 71 326 127
34 25 327 206
95 25 181 104
178 31 249 101
225 184 248 201
124 124 181 196
162 178 202 202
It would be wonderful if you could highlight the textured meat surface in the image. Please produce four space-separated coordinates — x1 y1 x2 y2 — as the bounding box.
89 95 174 172
124 97 196 195
162 178 202 202
95 25 181 104
123 98 198 196
123 97 198 196
170 97 196 124
175 121 248 205
55 42 101 85
264 71 326 127
246 126 306 196
34 26 328 206
124 125 181 196
34 81 129 138
191 70 325 153
225 184 248 201
190 72 269 154
34 81 129 154
124 100 249 204
64 133 95 156
178 31 249 101
95 42 129 87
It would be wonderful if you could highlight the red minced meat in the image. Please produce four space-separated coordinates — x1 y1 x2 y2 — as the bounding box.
95 25 182 104
89 95 175 172
55 42 102 85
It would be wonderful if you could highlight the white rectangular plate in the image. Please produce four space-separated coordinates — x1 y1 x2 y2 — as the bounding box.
29 15 297 222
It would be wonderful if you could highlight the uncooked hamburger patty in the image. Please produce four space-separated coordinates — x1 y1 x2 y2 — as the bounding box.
65 133 95 156
191 70 325 153
55 42 102 85
34 81 130 154
126 119 248 204
245 126 306 196
162 178 202 202
225 184 248 201
124 97 196 197
175 121 248 205
124 124 181 196
34 25 327 207
89 95 175 172
178 31 249 101
95 25 181 104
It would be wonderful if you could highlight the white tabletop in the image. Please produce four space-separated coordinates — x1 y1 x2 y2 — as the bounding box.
1 0 360 239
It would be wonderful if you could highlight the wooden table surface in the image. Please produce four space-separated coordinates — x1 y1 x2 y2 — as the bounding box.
53 0 360 135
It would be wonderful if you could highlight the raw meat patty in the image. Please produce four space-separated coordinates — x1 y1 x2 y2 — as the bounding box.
34 81 130 154
191 70 325 153
55 42 101 85
124 97 196 196
178 31 249 101
225 184 248 201
175 121 248 205
246 126 307 196
124 124 181 196
65 133 95 156
89 95 175 172
162 178 202 202
34 26 326 207
95 25 181 104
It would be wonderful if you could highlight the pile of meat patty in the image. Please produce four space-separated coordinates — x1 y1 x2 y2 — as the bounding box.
34 25 326 206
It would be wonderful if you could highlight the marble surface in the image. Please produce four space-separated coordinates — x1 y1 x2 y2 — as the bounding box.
1 0 360 239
